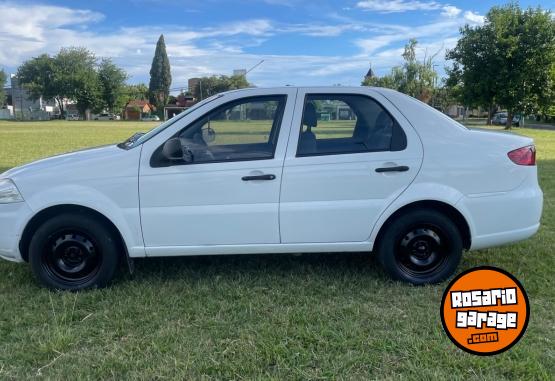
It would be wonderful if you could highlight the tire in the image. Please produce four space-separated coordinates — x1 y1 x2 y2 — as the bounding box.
376 209 463 285
29 213 120 291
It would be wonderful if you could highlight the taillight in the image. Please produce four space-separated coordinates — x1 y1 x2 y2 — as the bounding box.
508 145 536 166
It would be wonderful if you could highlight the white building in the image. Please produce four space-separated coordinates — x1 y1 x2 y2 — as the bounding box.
8 74 59 119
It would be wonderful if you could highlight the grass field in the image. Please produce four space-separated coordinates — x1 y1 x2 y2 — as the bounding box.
0 120 553 380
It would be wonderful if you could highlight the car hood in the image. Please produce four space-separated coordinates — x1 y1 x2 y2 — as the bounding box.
1 144 124 180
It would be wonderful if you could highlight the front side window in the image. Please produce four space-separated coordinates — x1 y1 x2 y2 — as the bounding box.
155 95 286 165
297 94 406 156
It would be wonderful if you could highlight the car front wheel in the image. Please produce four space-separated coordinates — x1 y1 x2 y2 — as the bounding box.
29 214 120 290
376 209 463 284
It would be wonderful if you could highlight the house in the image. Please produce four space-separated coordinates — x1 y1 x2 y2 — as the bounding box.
125 100 155 120
444 105 488 119
164 93 197 120
8 74 59 119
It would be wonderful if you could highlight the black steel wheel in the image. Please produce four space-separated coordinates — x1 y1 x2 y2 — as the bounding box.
42 229 101 284
29 213 120 290
377 209 463 284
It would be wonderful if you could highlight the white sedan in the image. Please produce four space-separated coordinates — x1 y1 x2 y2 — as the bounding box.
141 115 160 122
0 87 543 290
94 113 119 121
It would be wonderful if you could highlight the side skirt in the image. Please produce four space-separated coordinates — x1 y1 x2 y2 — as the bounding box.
141 242 374 258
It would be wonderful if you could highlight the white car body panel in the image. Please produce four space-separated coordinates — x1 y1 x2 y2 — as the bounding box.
1 146 144 260
280 87 423 243
0 86 543 263
138 88 297 251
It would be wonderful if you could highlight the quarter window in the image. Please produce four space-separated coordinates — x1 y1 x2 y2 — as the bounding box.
297 94 406 156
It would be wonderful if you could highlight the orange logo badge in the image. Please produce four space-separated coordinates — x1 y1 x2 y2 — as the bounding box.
441 266 529 355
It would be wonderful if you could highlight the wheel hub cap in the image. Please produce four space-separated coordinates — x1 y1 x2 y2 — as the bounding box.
397 227 446 276
42 231 101 285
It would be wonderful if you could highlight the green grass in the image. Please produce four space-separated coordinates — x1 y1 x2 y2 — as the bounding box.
0 120 553 380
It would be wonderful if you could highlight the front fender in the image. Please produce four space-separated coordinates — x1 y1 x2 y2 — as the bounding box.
21 185 145 257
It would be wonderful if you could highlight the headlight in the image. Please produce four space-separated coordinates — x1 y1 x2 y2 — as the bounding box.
0 179 24 204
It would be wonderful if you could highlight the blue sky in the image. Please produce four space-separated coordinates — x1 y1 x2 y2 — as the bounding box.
1 0 553 91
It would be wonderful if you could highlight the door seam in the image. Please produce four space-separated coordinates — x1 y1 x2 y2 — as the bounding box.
278 88 299 244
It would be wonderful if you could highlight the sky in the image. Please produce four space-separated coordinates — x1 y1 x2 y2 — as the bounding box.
0 0 553 91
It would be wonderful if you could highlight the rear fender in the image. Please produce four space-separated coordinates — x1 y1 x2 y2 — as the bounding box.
368 182 475 249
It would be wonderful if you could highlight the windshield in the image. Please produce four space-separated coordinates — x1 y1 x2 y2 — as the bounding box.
122 94 223 149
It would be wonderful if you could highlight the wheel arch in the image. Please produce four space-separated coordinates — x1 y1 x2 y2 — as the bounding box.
373 200 472 251
19 204 128 262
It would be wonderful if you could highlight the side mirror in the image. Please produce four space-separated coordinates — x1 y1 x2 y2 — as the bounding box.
162 138 183 161
162 138 194 163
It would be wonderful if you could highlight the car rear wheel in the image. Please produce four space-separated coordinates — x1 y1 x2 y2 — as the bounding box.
29 214 120 291
376 209 463 284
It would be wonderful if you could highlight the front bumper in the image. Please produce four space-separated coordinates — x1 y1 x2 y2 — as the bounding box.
0 201 34 262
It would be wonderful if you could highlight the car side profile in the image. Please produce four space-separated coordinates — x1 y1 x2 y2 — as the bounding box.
0 87 543 290
94 113 119 121
492 112 521 126
141 114 161 122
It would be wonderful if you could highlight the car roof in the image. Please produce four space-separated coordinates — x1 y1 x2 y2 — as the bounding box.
223 86 382 91
218 86 397 99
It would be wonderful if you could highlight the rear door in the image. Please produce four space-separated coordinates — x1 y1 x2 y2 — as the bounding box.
279 88 423 244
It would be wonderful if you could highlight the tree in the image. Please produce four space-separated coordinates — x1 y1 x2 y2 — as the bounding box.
98 58 128 114
17 47 100 117
167 95 178 105
447 4 555 128
362 39 438 103
17 54 59 111
193 75 250 100
430 84 458 114
148 34 172 114
55 47 100 118
541 64 555 121
0 69 6 106
446 23 500 124
491 5 555 128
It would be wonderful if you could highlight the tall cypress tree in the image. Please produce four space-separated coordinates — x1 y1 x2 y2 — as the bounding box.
148 34 172 113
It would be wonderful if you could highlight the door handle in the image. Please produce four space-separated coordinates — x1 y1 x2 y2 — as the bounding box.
375 166 410 173
242 174 276 181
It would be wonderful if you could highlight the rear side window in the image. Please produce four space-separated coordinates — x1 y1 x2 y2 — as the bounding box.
297 94 406 156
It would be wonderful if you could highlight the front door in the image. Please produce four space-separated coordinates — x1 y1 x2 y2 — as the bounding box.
279 89 423 244
139 90 296 251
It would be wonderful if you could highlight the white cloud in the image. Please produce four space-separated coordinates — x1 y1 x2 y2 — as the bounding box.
0 1 104 64
0 2 368 87
279 23 366 37
0 2 273 67
355 18 461 54
356 0 441 13
0 1 487 89
356 35 400 55
357 0 464 21
441 5 461 18
463 11 485 24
